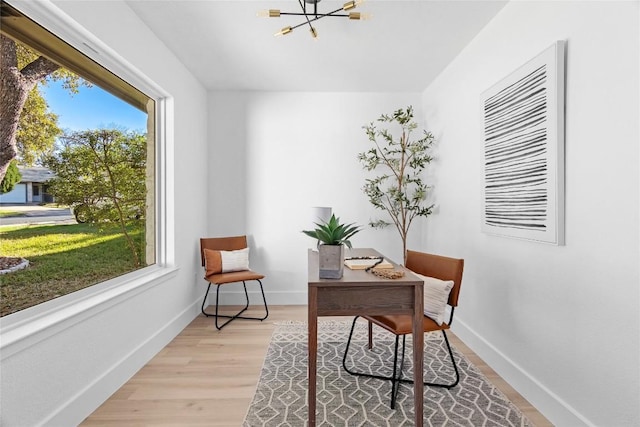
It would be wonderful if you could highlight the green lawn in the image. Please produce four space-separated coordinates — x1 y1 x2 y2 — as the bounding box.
1 223 145 317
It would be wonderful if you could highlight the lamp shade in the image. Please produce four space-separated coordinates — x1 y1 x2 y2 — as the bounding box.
310 207 332 226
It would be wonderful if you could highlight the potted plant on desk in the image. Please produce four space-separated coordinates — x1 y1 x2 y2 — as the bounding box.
303 214 361 279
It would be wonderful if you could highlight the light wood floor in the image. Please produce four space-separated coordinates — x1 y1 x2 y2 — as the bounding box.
81 306 552 426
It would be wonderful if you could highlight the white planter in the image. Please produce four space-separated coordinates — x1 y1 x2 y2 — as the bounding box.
318 244 344 279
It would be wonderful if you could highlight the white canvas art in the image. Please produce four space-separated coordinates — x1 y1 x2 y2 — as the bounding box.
481 41 566 245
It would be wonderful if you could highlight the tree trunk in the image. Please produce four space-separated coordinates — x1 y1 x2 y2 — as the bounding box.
402 237 407 266
0 35 60 182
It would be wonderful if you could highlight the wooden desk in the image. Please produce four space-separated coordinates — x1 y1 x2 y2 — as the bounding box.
307 248 424 426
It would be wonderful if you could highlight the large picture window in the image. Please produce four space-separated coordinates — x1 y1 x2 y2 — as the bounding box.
0 1 161 317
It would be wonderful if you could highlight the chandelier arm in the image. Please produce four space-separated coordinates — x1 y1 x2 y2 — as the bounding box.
325 5 350 16
297 0 315 30
278 12 350 17
290 17 319 31
283 2 353 18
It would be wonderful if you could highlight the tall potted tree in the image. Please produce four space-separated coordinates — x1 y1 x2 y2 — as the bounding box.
358 106 434 264
303 214 361 279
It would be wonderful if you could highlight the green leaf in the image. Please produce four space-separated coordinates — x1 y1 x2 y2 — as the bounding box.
357 105 435 260
302 214 361 246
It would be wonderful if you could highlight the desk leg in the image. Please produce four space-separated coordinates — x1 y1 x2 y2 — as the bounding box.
413 284 424 427
308 287 318 427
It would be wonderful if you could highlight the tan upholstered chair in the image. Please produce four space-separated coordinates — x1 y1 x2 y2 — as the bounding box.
199 236 268 330
342 250 464 408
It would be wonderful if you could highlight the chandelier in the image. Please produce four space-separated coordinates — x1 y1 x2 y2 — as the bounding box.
258 0 370 39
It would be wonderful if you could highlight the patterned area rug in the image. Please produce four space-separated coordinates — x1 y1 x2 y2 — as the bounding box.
243 320 531 427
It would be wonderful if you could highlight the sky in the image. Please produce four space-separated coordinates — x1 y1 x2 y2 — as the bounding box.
40 79 147 133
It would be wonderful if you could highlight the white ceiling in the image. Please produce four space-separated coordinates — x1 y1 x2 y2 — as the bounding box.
125 0 507 92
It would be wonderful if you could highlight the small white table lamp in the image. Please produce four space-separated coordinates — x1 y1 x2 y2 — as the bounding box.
310 207 332 226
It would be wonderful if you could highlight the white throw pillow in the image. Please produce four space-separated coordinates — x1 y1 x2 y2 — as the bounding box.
415 273 454 326
220 247 250 273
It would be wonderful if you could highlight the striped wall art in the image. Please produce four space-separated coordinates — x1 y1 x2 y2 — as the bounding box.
481 41 565 245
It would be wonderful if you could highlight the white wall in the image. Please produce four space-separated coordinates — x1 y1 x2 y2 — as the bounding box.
0 1 209 425
208 92 426 304
420 1 639 426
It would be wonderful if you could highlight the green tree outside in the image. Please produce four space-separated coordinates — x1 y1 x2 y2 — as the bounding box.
0 35 87 180
17 87 62 165
45 129 147 266
0 159 21 193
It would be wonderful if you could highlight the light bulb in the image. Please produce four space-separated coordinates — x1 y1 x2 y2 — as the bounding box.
349 12 372 20
342 1 356 11
343 0 364 11
257 9 280 17
274 26 292 36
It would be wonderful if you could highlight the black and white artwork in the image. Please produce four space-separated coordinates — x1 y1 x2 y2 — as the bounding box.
481 41 565 245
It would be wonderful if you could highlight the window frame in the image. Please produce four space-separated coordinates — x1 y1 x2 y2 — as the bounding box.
0 0 176 359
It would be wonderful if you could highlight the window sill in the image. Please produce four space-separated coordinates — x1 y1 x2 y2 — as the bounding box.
0 265 179 360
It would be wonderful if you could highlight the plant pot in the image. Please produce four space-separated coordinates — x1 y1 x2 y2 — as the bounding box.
318 244 344 279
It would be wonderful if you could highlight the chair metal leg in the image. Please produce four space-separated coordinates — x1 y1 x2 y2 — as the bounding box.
342 316 360 372
384 330 460 388
389 334 408 409
439 330 460 388
213 282 249 330
342 317 407 384
342 317 460 409
201 279 269 330
201 282 213 316
389 335 403 409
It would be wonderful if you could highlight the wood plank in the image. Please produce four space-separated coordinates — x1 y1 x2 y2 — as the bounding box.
81 305 552 426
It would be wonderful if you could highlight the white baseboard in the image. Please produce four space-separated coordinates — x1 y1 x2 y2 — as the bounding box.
40 298 201 426
452 317 594 427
